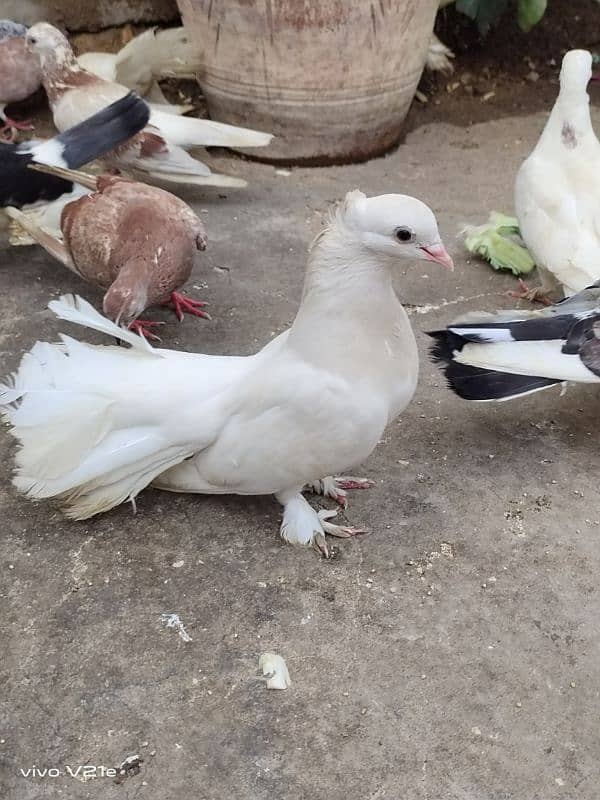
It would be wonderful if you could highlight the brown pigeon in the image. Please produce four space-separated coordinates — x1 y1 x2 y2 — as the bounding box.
6 168 209 338
0 21 41 141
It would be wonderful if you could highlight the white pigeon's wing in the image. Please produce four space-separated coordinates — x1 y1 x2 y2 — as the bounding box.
160 353 389 497
112 28 156 93
113 27 201 92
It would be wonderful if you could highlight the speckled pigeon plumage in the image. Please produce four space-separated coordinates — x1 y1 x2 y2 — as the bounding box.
0 20 41 140
28 22 273 188
6 169 209 336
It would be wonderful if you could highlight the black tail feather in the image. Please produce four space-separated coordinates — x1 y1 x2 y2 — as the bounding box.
428 331 559 401
443 361 559 401
428 330 466 363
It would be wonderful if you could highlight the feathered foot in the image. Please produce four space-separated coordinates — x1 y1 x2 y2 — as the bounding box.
307 475 375 509
506 278 553 306
1 117 34 142
164 291 211 322
277 491 368 558
128 318 165 341
426 33 455 75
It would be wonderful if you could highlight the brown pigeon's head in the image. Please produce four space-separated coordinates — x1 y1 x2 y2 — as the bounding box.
103 281 149 328
26 22 75 69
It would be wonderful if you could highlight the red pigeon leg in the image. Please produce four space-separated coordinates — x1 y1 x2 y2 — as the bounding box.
1 117 35 143
506 278 553 306
164 291 211 322
4 116 34 130
128 319 165 342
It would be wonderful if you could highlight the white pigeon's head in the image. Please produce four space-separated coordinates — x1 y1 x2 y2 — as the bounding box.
340 190 453 270
26 22 74 68
559 49 592 96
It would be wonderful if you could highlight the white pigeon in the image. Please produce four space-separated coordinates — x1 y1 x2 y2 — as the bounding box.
429 281 600 401
26 22 273 189
515 49 600 300
77 27 201 115
1 191 453 556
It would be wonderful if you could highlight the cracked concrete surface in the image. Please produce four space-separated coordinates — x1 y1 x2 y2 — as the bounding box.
2 110 599 799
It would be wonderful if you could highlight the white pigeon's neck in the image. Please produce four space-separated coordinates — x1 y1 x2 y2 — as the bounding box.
285 218 408 363
300 220 395 305
541 83 595 149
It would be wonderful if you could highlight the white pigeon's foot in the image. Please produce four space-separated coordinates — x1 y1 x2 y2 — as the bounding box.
425 33 455 75
306 475 375 509
276 491 368 558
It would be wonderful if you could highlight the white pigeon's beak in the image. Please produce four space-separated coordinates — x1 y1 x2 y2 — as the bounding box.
420 243 454 271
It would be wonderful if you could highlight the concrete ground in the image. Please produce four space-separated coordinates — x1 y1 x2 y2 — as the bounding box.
2 110 600 800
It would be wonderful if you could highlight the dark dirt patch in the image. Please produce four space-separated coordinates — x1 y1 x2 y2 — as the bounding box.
406 0 600 133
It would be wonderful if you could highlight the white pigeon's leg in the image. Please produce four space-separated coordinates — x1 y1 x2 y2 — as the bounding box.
306 475 375 508
276 489 368 558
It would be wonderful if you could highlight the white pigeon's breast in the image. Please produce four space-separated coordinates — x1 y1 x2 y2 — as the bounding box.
383 316 419 421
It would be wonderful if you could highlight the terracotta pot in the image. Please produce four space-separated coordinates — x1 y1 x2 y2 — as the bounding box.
177 0 438 164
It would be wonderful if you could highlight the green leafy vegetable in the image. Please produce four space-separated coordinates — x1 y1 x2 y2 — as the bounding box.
463 212 536 276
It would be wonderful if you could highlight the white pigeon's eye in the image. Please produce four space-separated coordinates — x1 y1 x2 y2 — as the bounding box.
27 36 37 45
395 227 415 243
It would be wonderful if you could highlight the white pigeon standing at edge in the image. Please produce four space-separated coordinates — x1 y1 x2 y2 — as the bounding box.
515 49 600 301
0 191 453 557
26 22 273 189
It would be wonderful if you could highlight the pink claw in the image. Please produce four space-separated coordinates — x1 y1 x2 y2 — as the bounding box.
5 116 34 131
335 478 376 491
128 318 165 341
506 278 553 306
1 117 34 143
165 291 211 322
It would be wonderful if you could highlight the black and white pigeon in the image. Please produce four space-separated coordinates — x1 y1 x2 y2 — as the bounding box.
429 283 600 401
1 91 149 208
